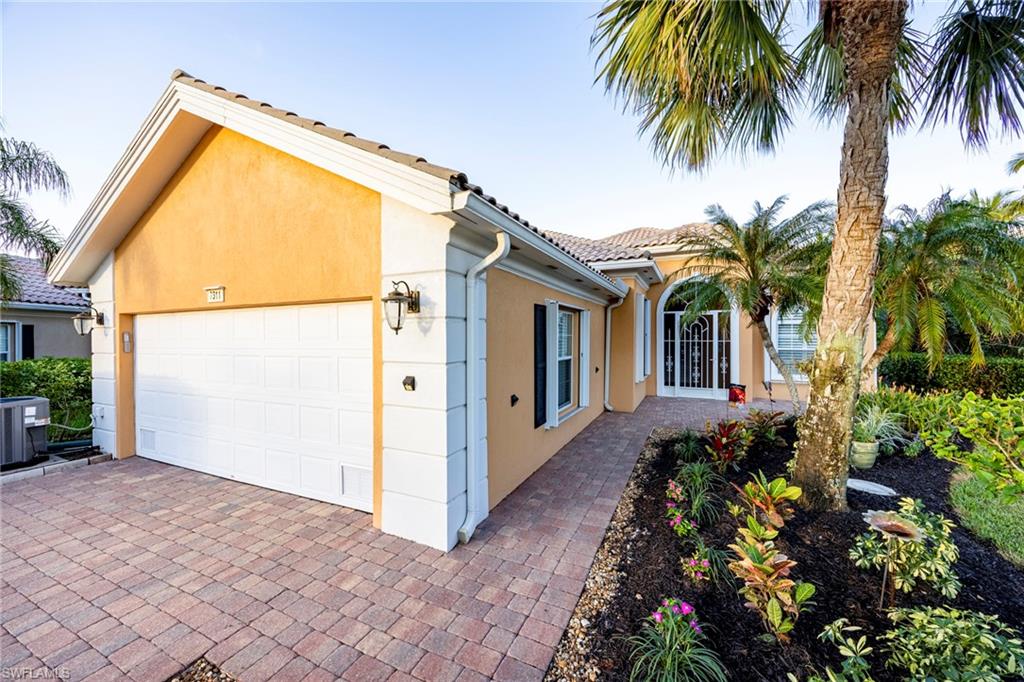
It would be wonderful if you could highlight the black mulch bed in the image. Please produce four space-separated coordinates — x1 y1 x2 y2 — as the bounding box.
569 427 1024 681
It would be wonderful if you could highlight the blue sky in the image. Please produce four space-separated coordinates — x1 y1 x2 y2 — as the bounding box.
3 2 1022 241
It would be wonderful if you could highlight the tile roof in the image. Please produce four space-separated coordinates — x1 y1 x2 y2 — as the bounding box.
542 231 648 263
172 70 619 285
602 223 713 248
4 255 89 307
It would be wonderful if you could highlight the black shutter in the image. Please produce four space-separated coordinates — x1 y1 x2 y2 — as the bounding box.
534 304 546 428
21 325 34 359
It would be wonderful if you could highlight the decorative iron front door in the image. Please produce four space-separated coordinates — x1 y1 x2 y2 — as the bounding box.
662 308 731 398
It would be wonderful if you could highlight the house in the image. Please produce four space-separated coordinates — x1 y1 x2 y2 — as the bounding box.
1 255 90 362
50 71 825 551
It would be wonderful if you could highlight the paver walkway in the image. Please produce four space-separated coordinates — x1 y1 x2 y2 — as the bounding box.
0 397 774 681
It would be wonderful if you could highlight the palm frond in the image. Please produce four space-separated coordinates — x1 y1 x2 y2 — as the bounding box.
0 136 70 197
920 0 1024 147
0 192 63 264
593 0 798 170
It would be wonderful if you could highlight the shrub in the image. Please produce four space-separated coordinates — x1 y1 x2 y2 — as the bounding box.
728 515 816 642
858 387 960 435
734 471 802 529
705 420 752 472
628 598 726 682
789 619 875 682
850 498 961 602
852 405 909 454
675 461 724 526
925 392 1024 498
673 430 706 464
746 409 788 451
881 606 1024 680
879 352 1024 396
0 357 92 442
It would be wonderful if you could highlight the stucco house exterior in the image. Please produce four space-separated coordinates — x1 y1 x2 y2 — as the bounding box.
50 71 828 551
2 255 90 361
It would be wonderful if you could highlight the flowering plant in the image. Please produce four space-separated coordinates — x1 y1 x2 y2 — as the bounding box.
665 478 698 539
682 549 714 583
629 598 725 682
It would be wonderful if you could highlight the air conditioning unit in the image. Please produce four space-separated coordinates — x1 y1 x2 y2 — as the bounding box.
1 397 51 467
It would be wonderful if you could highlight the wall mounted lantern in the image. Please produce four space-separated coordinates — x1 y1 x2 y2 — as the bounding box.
72 306 106 336
383 281 420 334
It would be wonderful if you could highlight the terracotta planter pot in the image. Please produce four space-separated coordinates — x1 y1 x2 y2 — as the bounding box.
850 441 879 469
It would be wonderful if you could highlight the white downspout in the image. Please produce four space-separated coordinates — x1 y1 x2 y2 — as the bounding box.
458 231 510 545
604 291 625 411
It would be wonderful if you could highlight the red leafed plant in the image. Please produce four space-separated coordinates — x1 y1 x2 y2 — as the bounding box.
705 420 752 472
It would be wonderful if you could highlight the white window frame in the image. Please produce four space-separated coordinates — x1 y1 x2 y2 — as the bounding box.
0 321 19 362
764 309 816 383
556 310 574 410
634 293 652 382
544 300 591 429
642 298 651 378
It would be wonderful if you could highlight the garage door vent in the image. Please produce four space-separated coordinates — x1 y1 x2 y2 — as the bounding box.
341 465 371 503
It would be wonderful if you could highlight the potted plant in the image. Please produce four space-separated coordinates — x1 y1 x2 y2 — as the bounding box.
851 406 908 469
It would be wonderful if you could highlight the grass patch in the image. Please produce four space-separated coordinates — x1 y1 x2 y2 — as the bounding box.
950 469 1024 567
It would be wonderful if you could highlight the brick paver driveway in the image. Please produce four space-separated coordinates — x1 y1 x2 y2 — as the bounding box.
1 397 770 681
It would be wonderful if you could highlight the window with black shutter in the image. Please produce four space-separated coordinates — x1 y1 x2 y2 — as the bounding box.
534 304 546 428
21 325 34 359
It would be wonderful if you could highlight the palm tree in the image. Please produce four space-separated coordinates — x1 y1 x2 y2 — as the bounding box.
593 0 1024 511
860 194 1024 386
1 127 69 300
671 198 833 413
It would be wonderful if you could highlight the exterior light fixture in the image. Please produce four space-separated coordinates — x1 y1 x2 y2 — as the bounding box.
72 306 105 336
382 281 420 334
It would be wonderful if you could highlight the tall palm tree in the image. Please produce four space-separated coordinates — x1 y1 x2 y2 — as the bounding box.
671 198 832 413
1 127 69 300
593 0 1024 511
860 194 1024 385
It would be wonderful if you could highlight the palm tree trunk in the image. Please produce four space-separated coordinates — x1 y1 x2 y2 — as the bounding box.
755 318 802 414
792 0 908 512
861 323 898 390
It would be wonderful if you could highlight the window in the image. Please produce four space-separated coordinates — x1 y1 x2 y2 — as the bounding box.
767 310 816 381
535 301 591 429
557 310 574 409
0 322 14 362
634 294 651 381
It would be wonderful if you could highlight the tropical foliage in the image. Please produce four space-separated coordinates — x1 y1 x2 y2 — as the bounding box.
880 352 1024 395
860 194 1024 383
592 0 1024 511
670 198 832 412
1 126 68 300
628 598 726 682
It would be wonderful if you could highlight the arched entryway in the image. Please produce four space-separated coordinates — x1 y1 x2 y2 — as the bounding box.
656 278 740 399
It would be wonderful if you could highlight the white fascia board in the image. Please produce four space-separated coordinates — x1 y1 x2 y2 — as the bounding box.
4 302 87 313
50 80 454 286
451 191 628 301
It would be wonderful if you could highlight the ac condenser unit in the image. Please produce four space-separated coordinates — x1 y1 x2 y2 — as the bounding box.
0 397 51 466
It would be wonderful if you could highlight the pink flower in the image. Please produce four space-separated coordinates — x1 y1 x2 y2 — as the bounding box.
666 501 676 508
662 599 669 606
689 559 697 566
679 602 694 615
690 620 702 634
671 605 682 615
695 572 703 579
701 560 710 567
652 612 663 623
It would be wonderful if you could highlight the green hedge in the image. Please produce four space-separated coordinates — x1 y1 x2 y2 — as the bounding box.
0 357 92 442
879 352 1024 396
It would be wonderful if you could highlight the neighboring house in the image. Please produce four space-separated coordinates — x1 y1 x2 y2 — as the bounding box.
1 255 90 362
50 71 825 551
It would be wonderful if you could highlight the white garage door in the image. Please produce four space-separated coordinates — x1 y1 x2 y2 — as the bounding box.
134 302 373 511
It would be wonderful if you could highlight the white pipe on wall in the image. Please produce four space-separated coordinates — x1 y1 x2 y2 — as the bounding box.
457 231 510 545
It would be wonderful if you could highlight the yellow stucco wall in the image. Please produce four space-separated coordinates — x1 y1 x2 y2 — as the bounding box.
111 125 384 522
608 277 648 413
486 268 607 506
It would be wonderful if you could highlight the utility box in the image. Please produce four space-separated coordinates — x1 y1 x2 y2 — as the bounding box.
1 397 51 466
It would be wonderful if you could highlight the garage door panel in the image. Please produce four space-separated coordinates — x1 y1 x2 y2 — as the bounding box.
135 302 373 511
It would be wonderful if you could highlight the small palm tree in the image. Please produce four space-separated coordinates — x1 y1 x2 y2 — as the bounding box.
1 126 69 300
860 194 1024 384
671 198 833 413
593 0 1024 511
